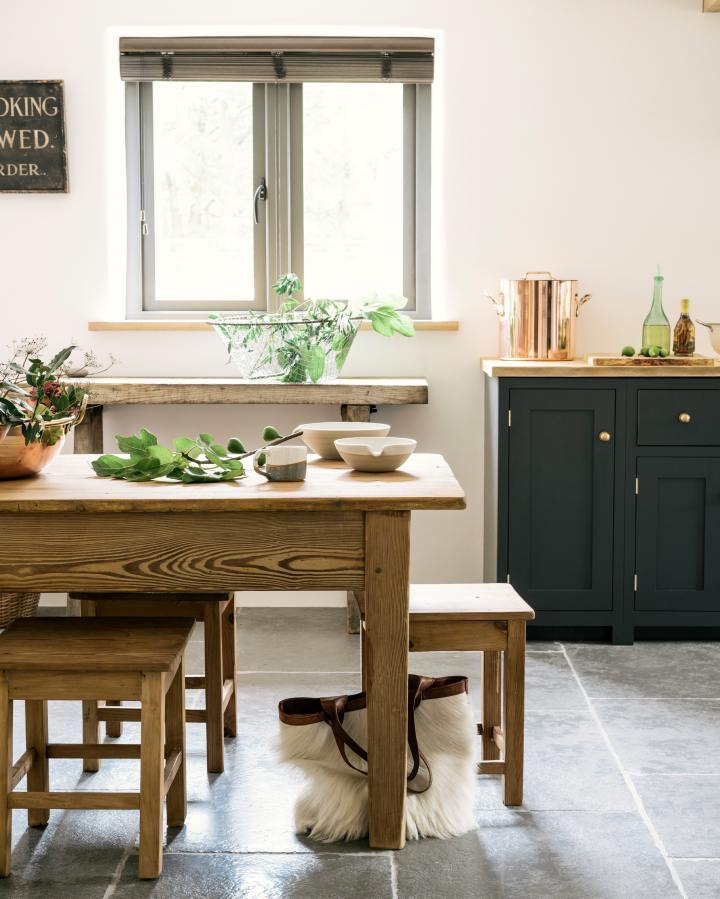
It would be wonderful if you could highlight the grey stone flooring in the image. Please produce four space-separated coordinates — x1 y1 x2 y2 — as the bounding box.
0 608 718 897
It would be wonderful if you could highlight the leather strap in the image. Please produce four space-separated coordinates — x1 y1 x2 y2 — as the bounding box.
279 675 468 795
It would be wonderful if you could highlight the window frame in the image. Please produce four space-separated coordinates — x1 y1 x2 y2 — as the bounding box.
125 80 431 318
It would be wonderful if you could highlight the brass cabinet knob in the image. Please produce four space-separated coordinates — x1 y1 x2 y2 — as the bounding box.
678 412 691 424
598 431 611 442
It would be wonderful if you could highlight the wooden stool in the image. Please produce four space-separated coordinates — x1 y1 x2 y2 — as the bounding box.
360 583 535 806
71 593 236 774
0 617 193 879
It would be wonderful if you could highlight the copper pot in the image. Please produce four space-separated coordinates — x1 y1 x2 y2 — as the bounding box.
0 396 87 480
486 272 591 361
0 426 68 479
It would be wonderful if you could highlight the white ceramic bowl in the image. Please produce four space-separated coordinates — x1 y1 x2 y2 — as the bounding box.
697 321 720 355
334 437 417 472
294 422 391 460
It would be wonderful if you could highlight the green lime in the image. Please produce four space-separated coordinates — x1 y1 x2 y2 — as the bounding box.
621 345 635 357
658 348 669 358
648 346 660 357
639 346 650 356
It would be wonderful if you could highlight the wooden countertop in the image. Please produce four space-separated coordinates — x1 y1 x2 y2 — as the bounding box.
0 454 466 513
60 377 429 406
481 359 720 378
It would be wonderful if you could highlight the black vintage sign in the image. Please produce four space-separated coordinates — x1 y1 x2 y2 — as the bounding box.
0 81 67 192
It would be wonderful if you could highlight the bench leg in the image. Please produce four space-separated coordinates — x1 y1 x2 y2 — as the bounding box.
165 658 186 828
25 700 49 827
503 621 526 806
105 700 124 738
346 592 361 634
82 701 100 773
204 601 224 773
139 673 165 879
222 598 237 739
482 651 502 761
0 675 11 876
80 598 123 741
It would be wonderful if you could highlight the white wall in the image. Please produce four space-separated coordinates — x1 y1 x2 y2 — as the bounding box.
3 0 720 605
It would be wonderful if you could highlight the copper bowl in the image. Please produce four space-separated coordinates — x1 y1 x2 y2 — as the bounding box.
0 425 67 479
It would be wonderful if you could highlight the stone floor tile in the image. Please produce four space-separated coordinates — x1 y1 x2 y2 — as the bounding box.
236 608 361 673
565 643 720 700
593 699 720 775
0 810 134 899
395 811 680 899
475 711 633 812
674 860 720 899
633 774 720 858
114 850 394 899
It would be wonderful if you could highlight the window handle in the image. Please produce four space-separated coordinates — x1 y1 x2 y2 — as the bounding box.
253 177 267 225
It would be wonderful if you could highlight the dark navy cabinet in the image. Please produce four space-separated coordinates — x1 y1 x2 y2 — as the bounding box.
487 375 720 643
507 389 615 613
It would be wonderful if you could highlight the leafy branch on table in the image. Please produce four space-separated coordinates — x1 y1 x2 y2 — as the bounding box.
91 426 297 483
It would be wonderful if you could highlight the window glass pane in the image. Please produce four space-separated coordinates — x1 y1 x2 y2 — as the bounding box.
302 84 404 300
151 82 254 304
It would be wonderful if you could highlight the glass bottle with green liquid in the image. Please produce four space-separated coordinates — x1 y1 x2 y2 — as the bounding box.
642 266 671 354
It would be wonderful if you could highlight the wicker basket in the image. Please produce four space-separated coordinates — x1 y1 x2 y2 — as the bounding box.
0 592 40 628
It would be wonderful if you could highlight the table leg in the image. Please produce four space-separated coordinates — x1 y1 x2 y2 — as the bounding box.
503 621 526 806
364 510 410 849
341 404 373 635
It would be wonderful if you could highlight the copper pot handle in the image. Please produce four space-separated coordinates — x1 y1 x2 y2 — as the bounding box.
575 293 592 317
485 291 505 318
68 393 89 432
524 271 555 279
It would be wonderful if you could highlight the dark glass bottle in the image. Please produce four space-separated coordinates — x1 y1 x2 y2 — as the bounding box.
673 298 695 356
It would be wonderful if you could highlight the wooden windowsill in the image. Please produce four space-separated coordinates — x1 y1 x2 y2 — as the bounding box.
88 319 459 332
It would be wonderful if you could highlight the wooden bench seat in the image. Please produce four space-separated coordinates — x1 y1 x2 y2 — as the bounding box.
71 592 237 774
360 583 535 806
0 617 193 879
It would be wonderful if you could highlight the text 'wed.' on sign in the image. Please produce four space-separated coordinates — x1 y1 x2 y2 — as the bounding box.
0 81 67 192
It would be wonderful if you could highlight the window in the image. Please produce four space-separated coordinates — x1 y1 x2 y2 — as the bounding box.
122 37 433 316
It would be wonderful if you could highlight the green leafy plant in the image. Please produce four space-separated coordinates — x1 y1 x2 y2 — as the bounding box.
91 425 292 483
0 344 87 445
209 275 414 384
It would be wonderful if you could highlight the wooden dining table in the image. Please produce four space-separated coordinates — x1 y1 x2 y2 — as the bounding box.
0 453 465 849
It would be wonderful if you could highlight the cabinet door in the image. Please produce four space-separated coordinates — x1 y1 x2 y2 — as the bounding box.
635 457 720 611
507 389 615 611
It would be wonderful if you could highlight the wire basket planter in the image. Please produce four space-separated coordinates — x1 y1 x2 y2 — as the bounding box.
210 312 362 384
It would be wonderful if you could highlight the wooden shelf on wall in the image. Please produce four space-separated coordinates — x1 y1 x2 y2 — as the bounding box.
88 320 459 332
704 0 720 11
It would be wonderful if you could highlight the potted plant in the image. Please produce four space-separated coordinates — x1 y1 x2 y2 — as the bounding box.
209 274 414 383
0 343 88 479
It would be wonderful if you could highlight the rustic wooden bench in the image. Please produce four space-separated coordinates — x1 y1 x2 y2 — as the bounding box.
0 617 193 879
360 583 535 806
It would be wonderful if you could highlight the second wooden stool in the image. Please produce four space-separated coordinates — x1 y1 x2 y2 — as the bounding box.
360 583 535 806
72 592 236 774
0 617 193 879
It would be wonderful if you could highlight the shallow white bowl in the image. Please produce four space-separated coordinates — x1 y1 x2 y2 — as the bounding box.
334 437 417 472
294 422 391 460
